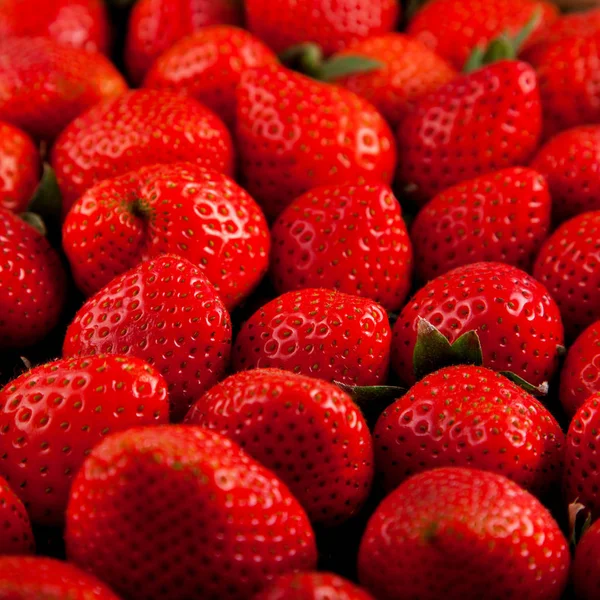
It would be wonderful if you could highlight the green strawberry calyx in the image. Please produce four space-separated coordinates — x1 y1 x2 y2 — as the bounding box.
334 381 406 427
569 500 592 549
26 163 63 246
19 211 47 236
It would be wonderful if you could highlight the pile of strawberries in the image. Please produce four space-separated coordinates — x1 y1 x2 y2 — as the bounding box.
3 0 600 598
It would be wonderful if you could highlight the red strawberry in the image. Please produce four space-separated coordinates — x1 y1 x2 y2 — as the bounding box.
63 254 232 422
233 288 391 386
236 64 396 220
572 518 600 600
0 475 34 554
0 207 66 349
51 89 234 215
357 467 570 600
396 60 542 207
144 26 277 130
391 262 564 388
66 425 317 599
186 368 373 525
0 37 126 141
410 167 551 282
270 182 413 312
0 122 40 213
126 0 244 85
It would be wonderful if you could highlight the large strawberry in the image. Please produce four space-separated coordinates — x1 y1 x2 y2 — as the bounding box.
0 37 126 141
236 64 396 220
410 167 551 281
0 475 34 554
233 288 391 386
63 255 232 422
357 467 570 600
572 518 600 600
66 425 317 599
270 182 412 312
51 89 234 215
63 163 269 309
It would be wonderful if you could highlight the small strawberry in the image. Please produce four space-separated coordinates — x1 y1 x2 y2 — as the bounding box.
236 64 396 220
0 475 34 554
66 425 317 599
572 518 600 600
63 254 232 422
358 467 570 600
233 288 391 386
410 167 551 281
0 37 126 141
270 182 413 312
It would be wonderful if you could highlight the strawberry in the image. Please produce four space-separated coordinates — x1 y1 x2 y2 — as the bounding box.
0 37 126 141
357 467 570 600
66 425 317 599
232 288 391 386
391 262 564 388
62 162 270 309
63 254 232 422
0 475 34 554
396 60 542 208
0 122 40 213
572 518 600 600
410 167 551 282
51 90 234 216
126 0 244 85
270 182 413 312
144 26 277 130
186 368 374 525
236 64 396 220
0 207 66 350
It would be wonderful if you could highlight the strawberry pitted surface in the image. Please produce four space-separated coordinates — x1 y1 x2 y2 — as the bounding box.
572 519 600 600
0 475 34 555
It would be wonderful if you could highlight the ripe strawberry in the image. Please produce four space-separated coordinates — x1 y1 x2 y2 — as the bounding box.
392 262 564 388
572 518 600 600
236 64 396 220
126 0 244 85
0 37 126 141
0 122 40 213
396 60 542 207
357 467 570 600
0 207 66 349
270 182 413 312
186 368 373 525
144 26 277 130
66 425 317 599
233 288 391 386
410 167 551 281
63 254 232 422
0 475 34 554
51 90 234 215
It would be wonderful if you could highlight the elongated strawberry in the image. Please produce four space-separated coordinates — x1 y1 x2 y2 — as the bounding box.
0 475 34 554
572 518 600 600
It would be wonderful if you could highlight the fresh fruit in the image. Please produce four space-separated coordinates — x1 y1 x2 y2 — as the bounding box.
410 167 551 281
572 518 600 600
270 182 413 312
396 60 542 207
236 64 396 219
63 162 270 309
186 368 374 525
0 475 34 555
144 26 277 130
233 288 391 386
358 467 569 600
0 37 126 141
63 254 232 422
66 425 317 599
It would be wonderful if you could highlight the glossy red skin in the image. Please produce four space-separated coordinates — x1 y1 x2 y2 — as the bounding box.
51 90 234 215
411 167 551 282
270 182 413 312
66 426 317 599
233 288 391 386
0 476 34 555
358 467 570 600
392 262 564 387
144 26 277 130
397 60 542 207
126 0 244 85
63 255 232 422
0 207 66 349
63 163 270 310
186 368 374 525
236 64 397 220
0 354 169 526
533 211 600 341
0 37 126 141
407 0 558 70
572 519 600 600
0 122 40 213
